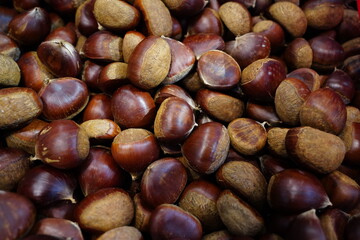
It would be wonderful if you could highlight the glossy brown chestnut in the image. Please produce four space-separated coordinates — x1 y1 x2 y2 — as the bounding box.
182 33 225 60
35 120 90 169
0 54 20 87
182 122 230 174
97 226 143 240
17 164 77 206
283 38 313 70
17 51 54 92
299 88 347 135
0 32 20 61
78 147 128 196
12 0 39 12
267 169 331 213
74 188 134 233
274 77 311 126
337 9 360 43
111 128 160 176
187 7 223 36
178 180 223 231
82 93 113 121
98 62 129 93
8 7 50 46
154 84 197 110
197 50 241 90
286 126 346 174
227 118 267 155
0 87 43 130
162 0 207 17
127 35 171 90
324 69 355 104
45 25 77 46
285 209 326 240
287 67 321 91
321 170 360 212
37 40 81 78
309 35 345 72
217 189 265 237
0 148 30 190
216 160 267 210
154 97 196 142
39 200 76 221
340 122 360 166
218 2 251 36
319 208 349 240
259 154 291 181
170 16 182 40
38 78 89 120
93 0 140 32
83 30 123 62
149 204 203 240
134 0 172 37
252 20 285 53
343 37 360 59
196 88 244 123
141 158 187 208
75 0 98 37
133 193 152 233
81 60 103 92
0 191 36 240
111 84 156 128
241 58 287 102
345 214 360 240
225 33 271 69
32 218 84 240
245 101 282 126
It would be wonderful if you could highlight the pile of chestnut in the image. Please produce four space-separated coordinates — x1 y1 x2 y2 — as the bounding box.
0 0 360 239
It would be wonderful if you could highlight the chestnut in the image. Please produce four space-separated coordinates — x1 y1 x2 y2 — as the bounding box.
17 164 77 206
241 58 287 102
299 88 347 135
197 50 241 90
38 78 89 121
127 35 171 90
98 62 129 93
343 54 360 81
74 188 134 233
323 69 355 105
319 208 349 240
80 119 120 141
337 9 360 43
154 97 196 143
216 160 267 210
37 40 81 78
345 214 360 240
181 71 205 93
35 120 90 169
122 30 145 64
8 7 50 46
268 169 332 213
111 128 160 177
266 127 290 158
0 32 20 61
154 84 197 110
39 200 76 221
245 101 282 126
196 88 244 123
217 189 265 237
82 93 113 121
149 204 203 240
227 118 267 156
0 147 30 190
0 191 36 240
134 0 172 37
162 0 207 17
182 33 225 60
182 122 230 174
93 0 140 32
218 2 251 36
140 158 187 208
78 147 129 196
31 218 84 240
259 154 291 180
286 126 346 174
225 32 271 69
133 193 152 233
75 0 98 37
283 38 313 70
0 6 17 33
340 122 360 166
0 54 21 87
111 84 156 128
187 7 223 36
0 87 43 130
286 67 321 92
252 20 285 54
97 226 143 240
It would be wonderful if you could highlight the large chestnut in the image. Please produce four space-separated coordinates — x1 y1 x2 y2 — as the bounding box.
35 120 90 169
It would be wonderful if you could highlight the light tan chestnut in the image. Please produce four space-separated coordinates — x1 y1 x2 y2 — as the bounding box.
218 2 252 36
134 0 172 37
285 126 346 174
127 35 171 90
0 54 21 87
122 31 145 63
267 127 290 158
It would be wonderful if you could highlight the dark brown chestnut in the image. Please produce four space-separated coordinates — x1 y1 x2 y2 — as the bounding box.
267 169 332 213
98 62 129 93
38 78 89 121
283 38 313 70
45 24 77 46
75 0 98 37
39 200 76 221
111 84 156 128
82 93 113 121
8 7 50 46
0 6 17 33
32 218 84 240
299 88 347 135
37 40 81 78
81 60 103 92
154 84 197 110
245 101 282 126
0 32 20 61
149 204 203 240
319 208 349 240
141 158 187 208
182 33 225 60
252 20 285 54
225 32 271 69
182 122 230 174
17 164 77 206
324 69 355 105
0 148 30 190
111 128 160 177
187 7 223 36
345 214 360 240
286 126 346 174
241 58 287 102
35 120 90 169
287 67 321 92
0 191 36 240
74 188 134 233
162 0 207 17
78 147 129 196
259 154 291 180
340 122 360 166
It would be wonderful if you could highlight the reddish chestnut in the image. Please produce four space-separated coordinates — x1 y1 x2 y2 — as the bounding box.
187 7 223 36
162 0 207 17
81 60 104 92
35 120 90 169
245 101 282 126
324 69 355 104
82 93 113 121
75 0 98 37
287 67 321 91
154 84 197 110
182 33 225 60
32 218 84 240
0 32 20 61
98 62 129 94
340 122 360 166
